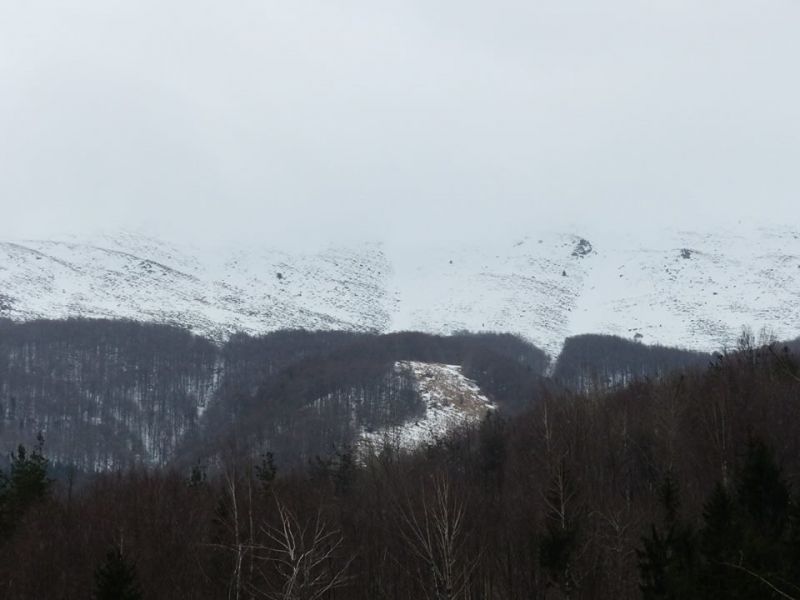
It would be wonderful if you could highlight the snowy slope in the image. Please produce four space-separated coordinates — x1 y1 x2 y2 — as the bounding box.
0 232 394 339
387 233 592 357
565 226 800 352
359 361 495 453
1 226 799 356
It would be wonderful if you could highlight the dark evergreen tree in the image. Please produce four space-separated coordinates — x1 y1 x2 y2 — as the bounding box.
334 449 356 496
736 439 790 539
0 433 52 538
540 518 578 596
478 412 506 491
785 497 800 588
690 440 797 599
722 439 794 599
8 434 51 508
698 483 739 598
254 452 277 490
187 463 207 488
637 474 697 599
93 547 143 600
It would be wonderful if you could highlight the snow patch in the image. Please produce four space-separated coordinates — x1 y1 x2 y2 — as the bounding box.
359 361 495 454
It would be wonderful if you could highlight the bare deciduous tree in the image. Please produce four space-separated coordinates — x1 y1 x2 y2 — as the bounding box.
247 498 352 600
397 475 478 600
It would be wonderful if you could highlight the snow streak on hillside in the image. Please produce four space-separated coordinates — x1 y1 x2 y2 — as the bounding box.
359 361 495 453
1 226 799 355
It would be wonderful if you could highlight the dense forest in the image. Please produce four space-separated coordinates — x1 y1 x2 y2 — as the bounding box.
553 334 710 392
0 320 552 471
0 328 798 598
0 319 219 468
0 320 716 473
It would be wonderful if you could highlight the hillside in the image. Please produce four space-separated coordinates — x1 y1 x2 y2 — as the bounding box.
1 226 799 357
0 321 547 469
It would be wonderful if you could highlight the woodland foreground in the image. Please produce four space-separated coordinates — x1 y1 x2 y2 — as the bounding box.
1 341 800 599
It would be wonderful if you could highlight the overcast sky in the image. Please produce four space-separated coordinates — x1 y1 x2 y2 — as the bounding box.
1 0 798 245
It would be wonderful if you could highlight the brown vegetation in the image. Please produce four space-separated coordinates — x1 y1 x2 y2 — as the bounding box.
0 339 799 599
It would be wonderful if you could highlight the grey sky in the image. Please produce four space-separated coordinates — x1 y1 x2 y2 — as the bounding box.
1 0 798 245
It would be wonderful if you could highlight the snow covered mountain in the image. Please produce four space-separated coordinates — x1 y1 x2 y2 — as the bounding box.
0 231 394 339
1 226 799 357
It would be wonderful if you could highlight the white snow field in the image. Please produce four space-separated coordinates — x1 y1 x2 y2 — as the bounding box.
1 225 799 357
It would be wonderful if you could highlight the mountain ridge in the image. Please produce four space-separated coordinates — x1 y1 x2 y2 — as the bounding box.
2 227 798 357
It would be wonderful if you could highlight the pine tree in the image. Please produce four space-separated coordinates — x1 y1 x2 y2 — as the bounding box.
785 496 800 591
698 483 739 599
8 434 51 508
334 449 355 496
637 473 697 599
478 412 506 491
726 439 793 598
254 452 277 490
693 439 797 599
736 439 790 539
187 463 207 488
93 547 143 600
0 433 52 538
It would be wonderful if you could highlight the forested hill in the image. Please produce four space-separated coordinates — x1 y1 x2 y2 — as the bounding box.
1 325 799 599
0 318 724 471
0 319 551 470
554 334 711 391
0 320 724 470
